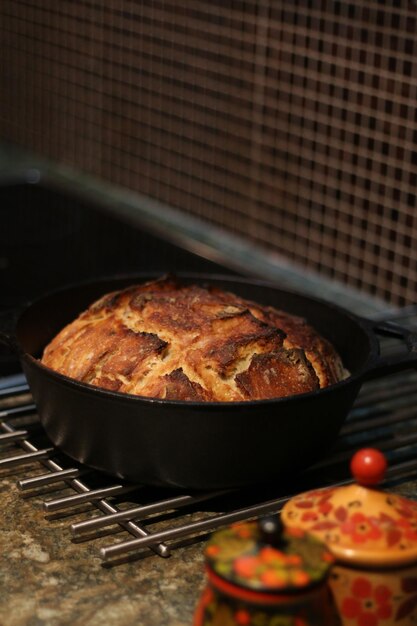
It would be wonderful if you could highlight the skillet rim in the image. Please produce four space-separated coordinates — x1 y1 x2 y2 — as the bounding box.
18 272 377 408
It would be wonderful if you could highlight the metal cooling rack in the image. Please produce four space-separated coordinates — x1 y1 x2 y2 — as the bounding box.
1 308 417 564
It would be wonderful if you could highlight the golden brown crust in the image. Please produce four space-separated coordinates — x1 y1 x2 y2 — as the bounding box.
41 276 348 401
235 349 320 399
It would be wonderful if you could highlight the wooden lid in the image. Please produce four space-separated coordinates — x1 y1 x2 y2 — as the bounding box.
282 449 417 567
204 515 333 597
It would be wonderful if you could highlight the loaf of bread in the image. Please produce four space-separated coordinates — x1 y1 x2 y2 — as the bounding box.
41 276 348 401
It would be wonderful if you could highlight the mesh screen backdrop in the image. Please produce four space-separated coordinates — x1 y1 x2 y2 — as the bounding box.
1 1 416 305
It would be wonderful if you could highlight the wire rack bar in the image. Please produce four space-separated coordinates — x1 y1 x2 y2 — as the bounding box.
0 413 170 558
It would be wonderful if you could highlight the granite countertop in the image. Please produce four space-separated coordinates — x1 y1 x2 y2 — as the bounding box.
0 392 207 626
0 471 205 626
0 143 410 626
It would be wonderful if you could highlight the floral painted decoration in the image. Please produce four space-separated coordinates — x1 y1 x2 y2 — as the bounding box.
329 567 417 626
204 518 334 594
340 576 393 626
281 449 417 568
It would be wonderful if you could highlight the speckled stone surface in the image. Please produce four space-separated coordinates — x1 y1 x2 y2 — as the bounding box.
0 470 206 626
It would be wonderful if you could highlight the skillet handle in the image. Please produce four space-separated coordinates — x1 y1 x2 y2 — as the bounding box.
363 319 417 381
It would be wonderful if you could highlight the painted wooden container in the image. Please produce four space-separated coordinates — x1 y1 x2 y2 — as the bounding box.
194 515 338 626
282 448 417 626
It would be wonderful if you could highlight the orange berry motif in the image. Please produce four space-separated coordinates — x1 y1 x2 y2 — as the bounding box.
206 544 221 558
285 526 306 539
231 523 253 539
259 546 286 563
233 555 260 579
234 609 251 625
260 569 287 588
292 570 311 587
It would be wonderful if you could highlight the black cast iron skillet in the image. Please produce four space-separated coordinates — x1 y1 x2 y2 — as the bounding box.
2 273 417 489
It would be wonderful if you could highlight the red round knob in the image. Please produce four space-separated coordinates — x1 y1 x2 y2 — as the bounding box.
350 448 387 486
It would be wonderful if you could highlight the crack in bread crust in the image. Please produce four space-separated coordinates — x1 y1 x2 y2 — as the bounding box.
41 277 348 401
